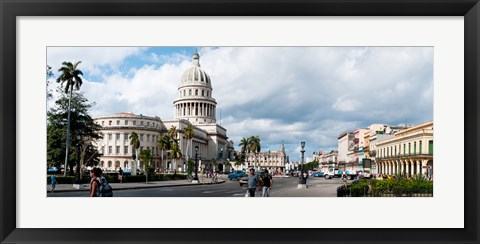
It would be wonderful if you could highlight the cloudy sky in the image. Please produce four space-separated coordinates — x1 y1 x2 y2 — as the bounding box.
47 46 433 162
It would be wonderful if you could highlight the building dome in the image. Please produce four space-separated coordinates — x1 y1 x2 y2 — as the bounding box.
174 52 217 125
180 53 212 89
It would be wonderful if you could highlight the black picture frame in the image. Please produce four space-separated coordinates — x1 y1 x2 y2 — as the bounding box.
1 1 479 243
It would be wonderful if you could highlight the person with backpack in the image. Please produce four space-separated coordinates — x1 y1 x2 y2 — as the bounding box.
261 169 273 197
89 167 102 197
89 168 114 197
100 176 113 197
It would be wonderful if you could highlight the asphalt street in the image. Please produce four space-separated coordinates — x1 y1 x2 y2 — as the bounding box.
47 176 345 197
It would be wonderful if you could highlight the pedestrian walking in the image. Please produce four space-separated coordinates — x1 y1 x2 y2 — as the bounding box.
89 167 102 197
342 173 348 188
261 169 273 197
247 168 260 197
50 174 57 193
118 167 123 183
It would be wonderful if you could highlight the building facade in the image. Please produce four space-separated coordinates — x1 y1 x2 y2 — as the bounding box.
93 53 234 173
376 121 433 178
242 143 287 173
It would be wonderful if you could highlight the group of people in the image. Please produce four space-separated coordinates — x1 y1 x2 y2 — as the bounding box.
49 167 112 197
246 168 273 197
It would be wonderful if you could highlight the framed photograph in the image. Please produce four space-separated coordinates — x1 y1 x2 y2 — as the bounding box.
2 0 479 243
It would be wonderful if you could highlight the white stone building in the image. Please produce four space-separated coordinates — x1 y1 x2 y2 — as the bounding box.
93 53 234 173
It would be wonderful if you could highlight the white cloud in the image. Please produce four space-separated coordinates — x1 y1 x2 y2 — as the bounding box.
47 46 433 162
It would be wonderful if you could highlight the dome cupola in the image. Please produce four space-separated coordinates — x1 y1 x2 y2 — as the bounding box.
173 53 217 125
180 53 212 88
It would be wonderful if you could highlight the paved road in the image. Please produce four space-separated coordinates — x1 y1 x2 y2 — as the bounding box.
48 176 345 197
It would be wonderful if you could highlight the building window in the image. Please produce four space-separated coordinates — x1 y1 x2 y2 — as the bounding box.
109 120 112 125
101 146 105 154
140 134 144 141
195 89 198 95
403 144 406 155
414 142 417 155
419 141 422 154
101 121 104 126
116 133 120 140
408 143 411 155
108 146 112 154
124 133 129 140
189 89 192 95
116 146 120 154
183 90 186 96
116 120 120 125
202 90 205 96
133 120 136 125
147 135 150 141
207 91 209 97
124 146 128 155
108 134 112 140
125 120 128 125
108 161 112 168
140 121 144 126
147 122 150 126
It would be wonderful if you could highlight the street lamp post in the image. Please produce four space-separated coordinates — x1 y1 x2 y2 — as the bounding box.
298 141 307 188
193 145 199 183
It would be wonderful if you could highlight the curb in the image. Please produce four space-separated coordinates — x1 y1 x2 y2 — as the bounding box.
48 180 225 193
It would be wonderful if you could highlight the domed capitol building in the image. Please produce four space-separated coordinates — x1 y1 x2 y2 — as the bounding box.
93 53 234 174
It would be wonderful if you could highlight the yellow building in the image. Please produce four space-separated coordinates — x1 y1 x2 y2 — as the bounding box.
376 121 433 179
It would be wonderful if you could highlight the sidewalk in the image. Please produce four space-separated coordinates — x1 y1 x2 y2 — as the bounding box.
48 177 225 193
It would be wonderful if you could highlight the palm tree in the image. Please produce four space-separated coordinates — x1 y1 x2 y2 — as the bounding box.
156 134 170 172
249 136 261 170
129 132 140 175
139 149 153 183
168 125 177 139
169 138 182 173
183 125 195 163
239 137 251 168
56 61 83 176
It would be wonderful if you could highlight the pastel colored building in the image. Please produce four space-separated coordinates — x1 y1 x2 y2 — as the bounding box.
376 121 434 178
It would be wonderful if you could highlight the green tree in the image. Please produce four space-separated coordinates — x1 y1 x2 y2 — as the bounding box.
56 61 84 176
47 89 102 175
129 132 140 175
139 148 153 183
249 135 261 169
46 65 54 100
169 138 182 172
183 124 195 162
156 134 171 172
239 137 251 167
187 160 195 177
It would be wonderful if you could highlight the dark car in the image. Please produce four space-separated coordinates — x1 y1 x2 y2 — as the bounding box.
228 170 247 180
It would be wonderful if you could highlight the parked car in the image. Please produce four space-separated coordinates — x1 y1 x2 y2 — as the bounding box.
239 177 248 186
239 169 267 186
122 169 144 175
47 167 60 174
228 170 247 180
312 172 325 177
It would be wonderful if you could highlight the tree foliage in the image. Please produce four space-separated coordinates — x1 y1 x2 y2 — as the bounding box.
47 89 102 173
